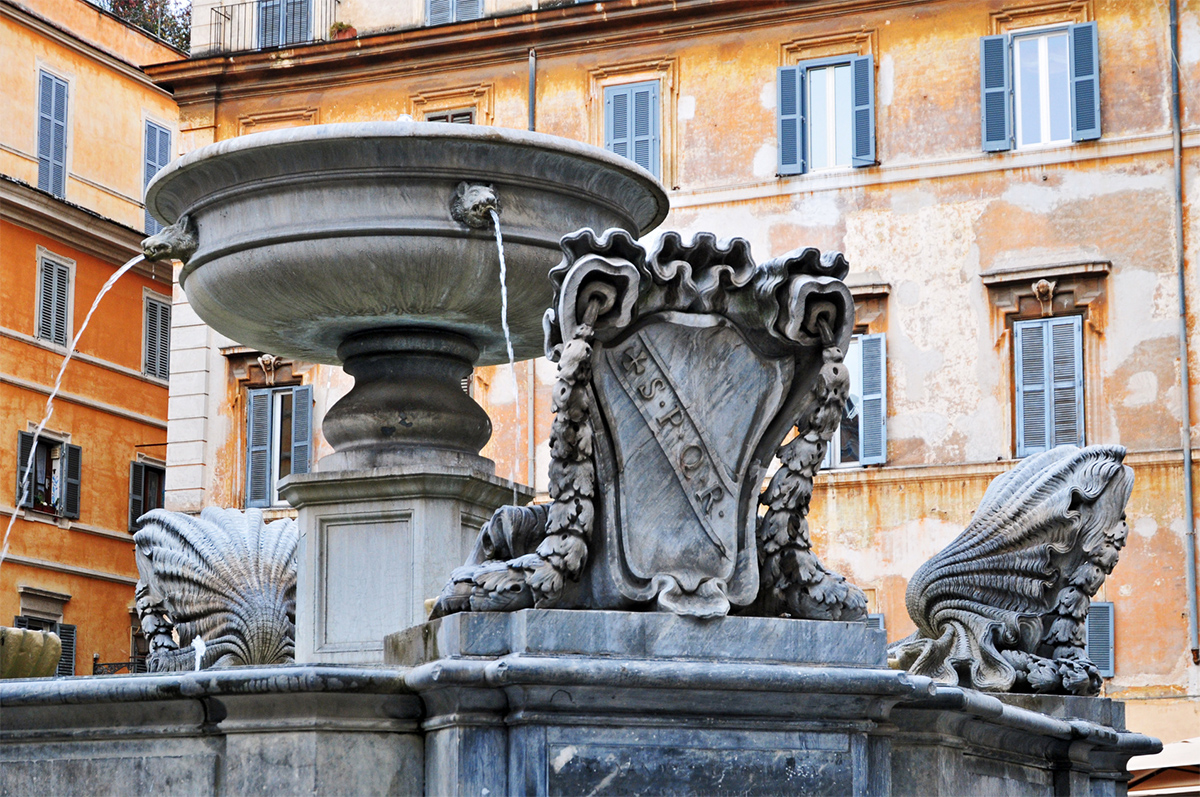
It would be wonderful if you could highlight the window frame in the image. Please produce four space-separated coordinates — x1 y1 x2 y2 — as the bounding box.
777 54 875 177
603 80 662 179
257 0 312 48
36 69 69 198
16 430 81 519
1010 24 1073 151
1013 314 1085 458
143 291 172 380
825 332 887 469
13 615 75 676
246 383 312 508
129 459 166 532
35 248 74 348
425 108 475 124
427 0 483 26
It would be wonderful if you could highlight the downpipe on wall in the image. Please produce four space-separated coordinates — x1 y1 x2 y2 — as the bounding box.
528 47 538 489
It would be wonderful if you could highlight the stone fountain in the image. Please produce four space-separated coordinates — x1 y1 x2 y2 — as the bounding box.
0 122 1160 795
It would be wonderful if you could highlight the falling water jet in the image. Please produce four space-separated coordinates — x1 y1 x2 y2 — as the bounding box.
490 209 521 505
0 254 148 571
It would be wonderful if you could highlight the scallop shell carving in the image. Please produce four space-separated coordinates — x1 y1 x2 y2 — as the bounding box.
133 507 298 671
889 445 1132 695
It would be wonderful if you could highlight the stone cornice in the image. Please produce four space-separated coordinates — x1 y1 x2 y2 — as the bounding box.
147 0 929 104
0 176 172 285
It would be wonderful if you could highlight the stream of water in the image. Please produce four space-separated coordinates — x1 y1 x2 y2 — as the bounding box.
0 254 148 572
490 210 521 504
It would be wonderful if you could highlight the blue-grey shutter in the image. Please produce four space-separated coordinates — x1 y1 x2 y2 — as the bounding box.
980 35 1012 152
851 55 876 167
144 297 171 379
14 615 31 629
859 333 887 465
284 0 310 44
129 461 145 532
1085 601 1114 677
605 84 631 162
1069 22 1101 141
246 388 272 507
144 123 171 234
38 258 58 343
428 0 452 25
1049 315 1084 448
631 82 659 177
455 0 482 21
1015 319 1048 457
38 72 68 197
291 384 312 476
54 623 76 676
866 613 885 632
258 0 282 47
144 298 160 376
777 65 805 175
16 431 34 508
63 443 81 519
52 260 70 346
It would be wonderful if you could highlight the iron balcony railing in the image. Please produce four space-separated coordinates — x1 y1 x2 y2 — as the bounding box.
208 0 339 55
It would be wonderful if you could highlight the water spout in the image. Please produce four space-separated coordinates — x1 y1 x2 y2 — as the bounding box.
490 209 520 504
1 254 147 570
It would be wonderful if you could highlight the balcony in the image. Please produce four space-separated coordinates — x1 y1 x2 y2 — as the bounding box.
207 0 339 56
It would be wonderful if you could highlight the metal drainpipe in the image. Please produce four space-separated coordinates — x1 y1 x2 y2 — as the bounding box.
1169 0 1200 664
527 47 538 489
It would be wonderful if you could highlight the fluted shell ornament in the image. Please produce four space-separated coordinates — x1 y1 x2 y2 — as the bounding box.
889 445 1132 695
133 507 298 671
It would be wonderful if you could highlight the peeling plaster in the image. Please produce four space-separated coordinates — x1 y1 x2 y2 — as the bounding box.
878 53 894 107
677 95 696 120
759 78 775 110
752 144 777 179
1124 371 1159 407
1181 10 1200 66
1133 516 1159 539
1105 270 1177 372
791 193 841 227
1000 169 1171 214
825 517 962 585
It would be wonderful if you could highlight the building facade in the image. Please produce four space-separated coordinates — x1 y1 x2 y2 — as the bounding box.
0 0 181 674
151 0 1200 739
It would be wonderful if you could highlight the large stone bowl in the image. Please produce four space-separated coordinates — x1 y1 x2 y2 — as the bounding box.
146 122 667 468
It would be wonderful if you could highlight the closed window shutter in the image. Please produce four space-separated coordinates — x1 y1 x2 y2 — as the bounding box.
144 298 160 376
428 0 452 25
38 257 55 341
14 616 31 629
1015 319 1048 457
48 76 68 197
291 384 313 476
455 0 482 21
1049 315 1084 447
859 333 887 465
246 388 272 507
1069 22 1101 141
605 84 631 163
851 55 876 167
144 297 171 379
1085 601 1114 677
777 65 805 175
980 35 1012 152
63 443 81 519
284 0 310 44
54 623 76 676
129 461 145 532
37 72 54 193
16 431 34 508
144 123 171 234
157 299 171 378
53 261 70 346
631 82 659 177
258 0 282 47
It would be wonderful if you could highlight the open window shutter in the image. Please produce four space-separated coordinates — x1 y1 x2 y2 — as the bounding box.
428 0 452 25
16 431 34 508
1049 315 1084 447
258 0 282 47
980 35 1012 152
631 82 660 178
455 0 483 21
1069 22 1101 141
291 384 313 476
54 623 76 677
851 55 876 167
1015 320 1048 457
37 72 54 192
777 65 805 175
129 461 145 532
284 0 310 44
50 76 67 197
1085 601 1114 677
63 443 81 519
246 388 272 507
605 84 631 163
859 333 887 465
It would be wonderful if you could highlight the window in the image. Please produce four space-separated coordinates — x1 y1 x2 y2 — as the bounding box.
981 22 1100 152
1085 601 1114 678
143 122 171 234
13 616 75 676
16 432 81 519
825 333 887 468
37 71 68 198
36 252 71 346
258 0 311 48
246 384 312 507
777 56 875 176
129 460 165 531
427 0 482 25
144 295 171 380
1014 316 1083 457
604 81 661 178
426 109 475 124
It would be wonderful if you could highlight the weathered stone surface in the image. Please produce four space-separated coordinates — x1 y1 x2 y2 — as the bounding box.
890 445 1133 695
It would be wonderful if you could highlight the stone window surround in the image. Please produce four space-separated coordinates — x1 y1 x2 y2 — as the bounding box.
17 584 70 623
587 58 679 190
35 246 76 350
237 107 320 136
781 29 876 65
982 259 1109 456
409 82 495 126
990 0 1092 35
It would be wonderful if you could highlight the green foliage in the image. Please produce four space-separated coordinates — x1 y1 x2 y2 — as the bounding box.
101 0 191 54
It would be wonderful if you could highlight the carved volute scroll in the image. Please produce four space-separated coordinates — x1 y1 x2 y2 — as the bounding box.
890 445 1133 695
433 228 868 621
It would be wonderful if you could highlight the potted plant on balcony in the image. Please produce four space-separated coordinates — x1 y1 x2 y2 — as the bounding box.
330 21 357 40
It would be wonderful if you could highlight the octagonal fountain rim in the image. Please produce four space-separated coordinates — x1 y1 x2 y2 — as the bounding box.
144 120 670 234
